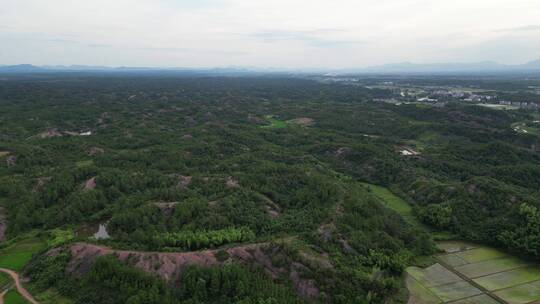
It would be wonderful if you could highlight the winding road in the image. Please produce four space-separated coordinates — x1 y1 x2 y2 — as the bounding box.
0 268 39 304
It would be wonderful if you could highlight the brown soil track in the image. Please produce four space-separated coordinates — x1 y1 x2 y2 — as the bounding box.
0 268 39 304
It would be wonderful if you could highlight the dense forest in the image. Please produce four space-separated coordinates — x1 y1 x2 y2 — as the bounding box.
1 74 539 303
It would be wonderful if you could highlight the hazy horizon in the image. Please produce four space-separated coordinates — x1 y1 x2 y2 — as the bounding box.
2 0 540 69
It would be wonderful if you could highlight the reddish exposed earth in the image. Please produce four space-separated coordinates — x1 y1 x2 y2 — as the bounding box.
247 114 266 125
83 177 97 191
153 202 179 216
289 117 314 126
177 175 192 189
67 242 323 299
225 176 240 188
88 147 104 156
38 129 63 138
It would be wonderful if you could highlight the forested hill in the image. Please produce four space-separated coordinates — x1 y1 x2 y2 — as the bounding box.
0 75 539 303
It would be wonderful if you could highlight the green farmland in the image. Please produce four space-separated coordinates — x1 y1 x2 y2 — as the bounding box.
4 289 29 304
407 241 540 304
0 237 47 271
362 183 414 221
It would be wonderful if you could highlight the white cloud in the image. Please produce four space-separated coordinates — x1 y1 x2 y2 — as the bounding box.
1 0 540 67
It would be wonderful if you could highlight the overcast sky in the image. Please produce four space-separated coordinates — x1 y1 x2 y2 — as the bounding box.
1 0 540 68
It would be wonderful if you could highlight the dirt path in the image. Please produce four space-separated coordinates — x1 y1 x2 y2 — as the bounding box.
0 268 39 304
0 289 7 304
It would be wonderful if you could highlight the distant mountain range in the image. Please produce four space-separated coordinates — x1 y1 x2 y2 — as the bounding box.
361 59 540 74
0 64 275 75
2 60 540 75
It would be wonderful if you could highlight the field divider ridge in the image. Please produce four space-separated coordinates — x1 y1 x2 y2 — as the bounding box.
436 259 506 304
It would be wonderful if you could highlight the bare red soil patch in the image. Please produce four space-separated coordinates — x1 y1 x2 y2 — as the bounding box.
177 175 192 189
67 242 325 299
153 202 179 216
88 147 104 156
83 177 97 191
38 129 63 138
289 117 314 126
226 176 240 188
247 114 266 125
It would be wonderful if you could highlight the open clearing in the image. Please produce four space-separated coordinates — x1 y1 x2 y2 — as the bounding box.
363 183 456 241
75 160 94 168
0 238 47 271
511 122 540 136
261 115 287 129
361 183 414 221
477 104 519 110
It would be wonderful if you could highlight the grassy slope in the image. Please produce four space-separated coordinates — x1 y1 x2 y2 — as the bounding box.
0 238 47 271
4 289 29 304
361 183 416 223
34 289 74 304
362 183 456 240
262 115 288 129
0 272 10 289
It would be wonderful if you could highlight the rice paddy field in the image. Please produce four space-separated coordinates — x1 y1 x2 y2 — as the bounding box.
406 241 540 304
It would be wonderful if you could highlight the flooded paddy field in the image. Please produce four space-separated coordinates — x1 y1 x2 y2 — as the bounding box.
407 241 540 304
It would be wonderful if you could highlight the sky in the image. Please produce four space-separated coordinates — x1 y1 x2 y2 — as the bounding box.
1 0 540 68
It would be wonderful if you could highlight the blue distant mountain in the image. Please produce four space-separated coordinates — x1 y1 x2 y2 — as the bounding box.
362 60 540 74
1 60 540 74
0 64 277 75
0 64 45 73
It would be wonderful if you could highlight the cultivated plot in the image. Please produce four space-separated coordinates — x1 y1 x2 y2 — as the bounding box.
473 267 540 292
434 241 540 304
405 264 484 303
